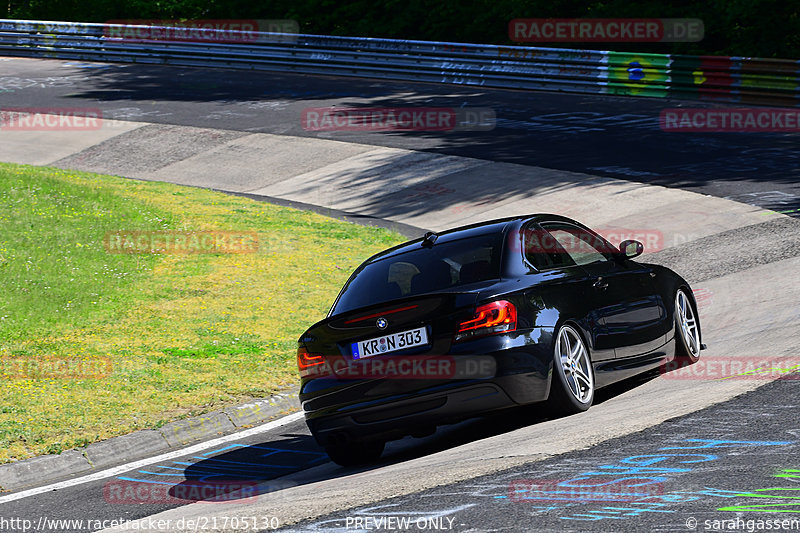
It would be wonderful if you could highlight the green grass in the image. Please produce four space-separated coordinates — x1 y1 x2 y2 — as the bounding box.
0 162 406 463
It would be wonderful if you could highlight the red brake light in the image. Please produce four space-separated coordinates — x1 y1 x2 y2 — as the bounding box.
455 300 517 342
297 347 325 377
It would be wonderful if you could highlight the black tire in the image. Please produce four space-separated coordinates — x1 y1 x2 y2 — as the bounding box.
674 288 701 365
324 439 385 467
547 323 595 416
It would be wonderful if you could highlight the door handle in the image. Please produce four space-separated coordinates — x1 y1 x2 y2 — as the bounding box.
593 277 608 290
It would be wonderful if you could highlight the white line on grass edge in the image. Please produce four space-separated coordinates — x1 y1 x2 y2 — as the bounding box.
0 411 306 504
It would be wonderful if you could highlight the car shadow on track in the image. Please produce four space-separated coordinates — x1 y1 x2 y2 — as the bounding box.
169 369 661 503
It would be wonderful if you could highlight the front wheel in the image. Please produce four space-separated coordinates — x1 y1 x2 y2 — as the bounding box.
674 289 701 364
547 323 595 415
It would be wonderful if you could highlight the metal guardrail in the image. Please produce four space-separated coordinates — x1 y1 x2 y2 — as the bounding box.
1 19 799 106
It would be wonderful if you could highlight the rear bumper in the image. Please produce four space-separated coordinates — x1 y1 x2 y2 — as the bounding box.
301 329 554 445
306 378 540 446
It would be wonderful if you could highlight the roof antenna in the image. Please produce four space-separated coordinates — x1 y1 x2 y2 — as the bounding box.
421 231 438 248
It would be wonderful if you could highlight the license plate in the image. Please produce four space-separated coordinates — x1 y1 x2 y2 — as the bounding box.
351 327 428 359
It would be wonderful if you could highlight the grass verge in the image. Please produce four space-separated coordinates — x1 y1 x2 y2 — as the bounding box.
0 162 405 463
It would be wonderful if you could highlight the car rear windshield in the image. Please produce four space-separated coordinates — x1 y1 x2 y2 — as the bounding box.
331 233 504 315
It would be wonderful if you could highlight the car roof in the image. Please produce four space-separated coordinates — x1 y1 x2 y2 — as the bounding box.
362 213 583 264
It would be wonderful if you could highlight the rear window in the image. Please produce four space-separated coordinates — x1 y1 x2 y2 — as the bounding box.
331 233 503 315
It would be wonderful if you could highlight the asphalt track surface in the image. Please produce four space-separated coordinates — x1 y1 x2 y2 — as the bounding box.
285 374 800 533
1 375 798 532
1 57 800 532
1 58 799 216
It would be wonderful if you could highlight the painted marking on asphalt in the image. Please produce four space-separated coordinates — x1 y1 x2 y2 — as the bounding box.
116 443 327 486
0 411 306 504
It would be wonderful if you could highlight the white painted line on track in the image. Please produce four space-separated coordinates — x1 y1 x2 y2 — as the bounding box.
0 411 305 505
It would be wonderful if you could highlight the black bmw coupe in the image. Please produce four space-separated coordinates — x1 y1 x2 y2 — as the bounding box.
297 214 704 466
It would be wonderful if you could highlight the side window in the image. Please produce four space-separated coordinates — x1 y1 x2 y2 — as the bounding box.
522 224 576 270
541 223 612 267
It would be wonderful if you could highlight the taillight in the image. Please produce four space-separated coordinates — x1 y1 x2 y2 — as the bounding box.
297 347 325 378
455 300 517 342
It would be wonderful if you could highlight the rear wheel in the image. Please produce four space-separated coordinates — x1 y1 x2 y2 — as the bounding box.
674 289 701 364
548 324 595 415
324 439 385 467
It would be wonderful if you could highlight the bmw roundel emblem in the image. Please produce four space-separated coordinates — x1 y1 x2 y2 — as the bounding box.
376 317 388 330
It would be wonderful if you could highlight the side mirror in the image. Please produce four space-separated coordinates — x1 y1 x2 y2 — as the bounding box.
619 239 644 259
